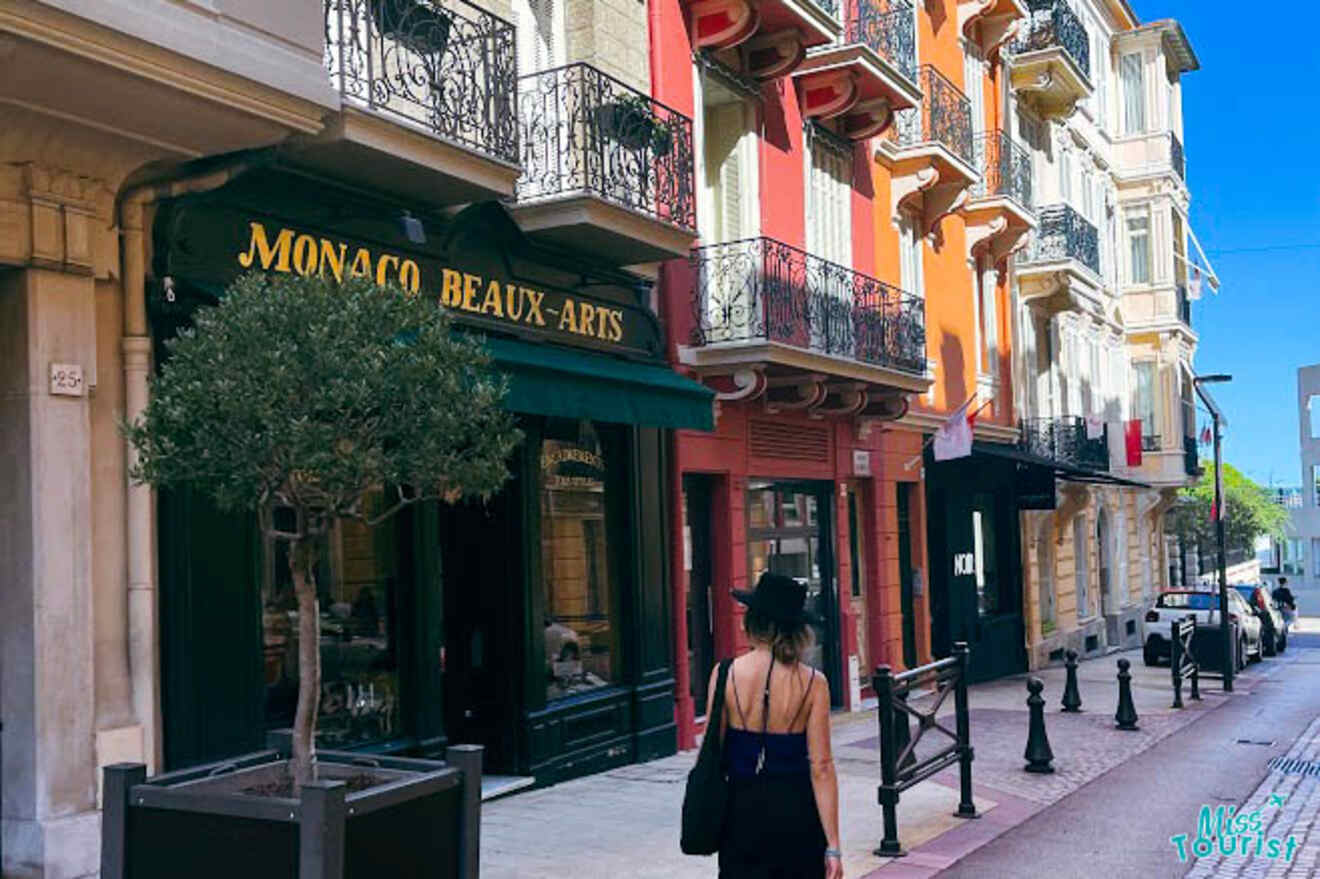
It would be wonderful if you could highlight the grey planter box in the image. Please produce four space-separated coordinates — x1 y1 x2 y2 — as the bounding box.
101 742 481 879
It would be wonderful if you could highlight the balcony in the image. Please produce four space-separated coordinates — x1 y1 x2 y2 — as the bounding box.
877 66 977 238
1183 434 1201 478
793 0 922 140
680 237 931 419
1007 0 1092 120
1112 131 1186 185
513 63 698 264
1016 204 1101 316
963 130 1036 266
1019 417 1109 472
686 0 840 79
312 0 521 203
958 0 1030 59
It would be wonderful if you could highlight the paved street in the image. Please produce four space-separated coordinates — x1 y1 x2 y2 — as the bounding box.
481 628 1320 878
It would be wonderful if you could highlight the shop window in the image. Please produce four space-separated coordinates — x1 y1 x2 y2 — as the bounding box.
541 419 619 701
262 489 402 749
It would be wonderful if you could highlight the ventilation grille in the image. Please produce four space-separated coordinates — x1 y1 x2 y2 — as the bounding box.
748 420 831 461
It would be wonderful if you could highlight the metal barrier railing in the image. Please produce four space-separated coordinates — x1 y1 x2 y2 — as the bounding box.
872 641 975 857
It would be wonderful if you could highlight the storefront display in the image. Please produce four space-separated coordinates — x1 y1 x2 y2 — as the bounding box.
151 170 713 782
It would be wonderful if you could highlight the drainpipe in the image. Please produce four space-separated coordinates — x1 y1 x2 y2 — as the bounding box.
115 152 270 770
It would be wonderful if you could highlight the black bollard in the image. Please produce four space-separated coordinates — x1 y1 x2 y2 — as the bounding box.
1115 658 1139 731
1024 677 1055 773
1060 649 1082 713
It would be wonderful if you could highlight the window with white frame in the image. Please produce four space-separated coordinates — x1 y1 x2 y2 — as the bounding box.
1125 205 1151 284
702 99 755 244
964 45 986 139
976 259 998 377
1120 52 1146 135
805 126 852 268
899 212 923 297
1034 313 1054 418
514 0 563 73
1059 147 1073 204
1093 29 1107 127
1081 167 1094 222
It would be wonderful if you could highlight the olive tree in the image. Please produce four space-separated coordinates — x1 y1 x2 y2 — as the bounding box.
126 271 521 787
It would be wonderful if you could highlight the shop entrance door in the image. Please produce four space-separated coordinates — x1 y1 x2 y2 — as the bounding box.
438 489 523 775
747 481 841 707
927 459 1026 683
683 475 717 716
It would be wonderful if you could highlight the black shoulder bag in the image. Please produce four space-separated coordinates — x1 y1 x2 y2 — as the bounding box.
680 658 733 855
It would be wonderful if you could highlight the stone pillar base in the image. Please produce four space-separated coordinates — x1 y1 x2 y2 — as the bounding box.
3 811 100 879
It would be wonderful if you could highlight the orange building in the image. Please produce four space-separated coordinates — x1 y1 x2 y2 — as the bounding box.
864 1 1040 681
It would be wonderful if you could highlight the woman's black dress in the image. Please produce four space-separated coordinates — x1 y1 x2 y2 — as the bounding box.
718 670 827 878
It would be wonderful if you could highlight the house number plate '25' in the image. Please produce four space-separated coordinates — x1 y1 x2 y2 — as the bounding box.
50 363 85 397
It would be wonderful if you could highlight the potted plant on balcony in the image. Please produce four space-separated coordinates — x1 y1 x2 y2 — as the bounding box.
370 0 452 57
594 93 675 155
111 272 521 878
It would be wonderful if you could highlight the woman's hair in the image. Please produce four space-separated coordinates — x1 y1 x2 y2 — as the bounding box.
742 606 814 665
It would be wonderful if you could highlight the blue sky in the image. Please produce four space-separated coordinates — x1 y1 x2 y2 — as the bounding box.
1150 0 1320 486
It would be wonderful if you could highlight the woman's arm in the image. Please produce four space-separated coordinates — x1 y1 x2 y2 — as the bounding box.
805 674 841 864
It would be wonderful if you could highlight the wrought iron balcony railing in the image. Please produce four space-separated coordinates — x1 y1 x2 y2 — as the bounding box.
517 63 697 232
690 237 927 375
1176 282 1192 327
970 130 1033 211
889 65 974 168
1170 132 1186 182
1019 416 1109 472
324 0 518 164
811 0 841 19
1017 204 1099 275
1183 434 1200 477
1009 0 1090 81
840 0 918 82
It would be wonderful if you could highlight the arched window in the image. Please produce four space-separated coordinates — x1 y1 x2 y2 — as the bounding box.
1097 508 1112 616
1038 527 1056 632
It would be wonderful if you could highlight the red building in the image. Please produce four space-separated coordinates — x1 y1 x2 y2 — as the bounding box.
647 0 967 747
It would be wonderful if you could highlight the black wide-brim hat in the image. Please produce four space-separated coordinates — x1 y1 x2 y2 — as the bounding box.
733 572 821 626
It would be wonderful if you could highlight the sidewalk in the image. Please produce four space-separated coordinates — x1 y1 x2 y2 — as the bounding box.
481 646 1280 879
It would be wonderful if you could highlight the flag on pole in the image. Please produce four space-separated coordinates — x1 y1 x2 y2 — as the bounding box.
1085 414 1105 440
1200 425 1212 445
932 398 976 462
1125 419 1144 467
1187 266 1203 300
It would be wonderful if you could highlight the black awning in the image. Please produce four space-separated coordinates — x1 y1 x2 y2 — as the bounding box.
958 441 1152 489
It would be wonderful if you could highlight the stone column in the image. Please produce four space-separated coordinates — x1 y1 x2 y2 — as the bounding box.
120 196 161 771
0 266 101 879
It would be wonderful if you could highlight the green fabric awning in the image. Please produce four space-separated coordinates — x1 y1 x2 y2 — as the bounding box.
480 336 715 431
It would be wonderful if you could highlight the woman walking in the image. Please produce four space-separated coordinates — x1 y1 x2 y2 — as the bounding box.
706 572 843 879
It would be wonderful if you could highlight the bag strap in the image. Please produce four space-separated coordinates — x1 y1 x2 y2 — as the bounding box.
755 659 773 774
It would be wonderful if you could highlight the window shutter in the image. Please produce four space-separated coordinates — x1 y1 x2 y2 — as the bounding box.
706 104 746 243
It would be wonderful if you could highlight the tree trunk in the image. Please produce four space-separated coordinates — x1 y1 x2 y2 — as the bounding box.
290 539 321 789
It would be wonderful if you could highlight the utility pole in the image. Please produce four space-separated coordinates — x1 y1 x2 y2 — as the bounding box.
1194 373 1232 691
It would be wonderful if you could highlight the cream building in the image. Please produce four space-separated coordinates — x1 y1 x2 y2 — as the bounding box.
1003 0 1208 668
1 0 688 875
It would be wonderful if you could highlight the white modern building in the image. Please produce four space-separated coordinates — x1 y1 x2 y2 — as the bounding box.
1261 364 1320 597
